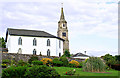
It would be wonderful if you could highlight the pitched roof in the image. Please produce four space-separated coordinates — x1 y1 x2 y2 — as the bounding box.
5 28 64 42
72 53 90 57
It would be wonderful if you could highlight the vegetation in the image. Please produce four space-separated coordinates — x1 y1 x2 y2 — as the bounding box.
28 56 38 64
62 49 70 57
69 60 79 67
40 58 53 65
82 57 105 72
17 60 28 66
32 60 43 65
0 37 6 48
65 69 76 75
59 56 68 66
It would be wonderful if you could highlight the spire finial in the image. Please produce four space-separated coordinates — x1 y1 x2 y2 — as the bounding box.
61 3 63 8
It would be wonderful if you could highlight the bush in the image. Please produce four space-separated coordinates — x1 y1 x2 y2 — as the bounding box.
24 65 60 78
32 61 43 65
41 58 53 65
2 59 10 64
17 60 28 66
28 56 38 64
65 69 76 75
83 57 105 72
78 61 83 68
62 49 70 57
69 60 79 67
67 63 76 68
2 66 27 78
59 56 68 66
53 60 63 67
53 58 59 61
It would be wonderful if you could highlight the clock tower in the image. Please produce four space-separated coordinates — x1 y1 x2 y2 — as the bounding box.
57 5 69 52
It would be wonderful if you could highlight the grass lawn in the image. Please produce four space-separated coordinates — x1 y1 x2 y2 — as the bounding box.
54 67 119 76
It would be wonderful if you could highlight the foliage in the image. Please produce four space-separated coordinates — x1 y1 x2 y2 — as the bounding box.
53 58 59 61
53 60 63 67
17 60 28 66
0 37 6 48
67 63 76 68
65 69 76 75
2 59 10 64
82 57 105 72
28 56 38 64
102 54 119 67
1 64 7 68
69 60 79 67
59 56 68 66
115 55 120 64
41 58 53 65
24 65 60 78
2 66 27 78
78 61 83 68
62 49 70 57
32 61 43 65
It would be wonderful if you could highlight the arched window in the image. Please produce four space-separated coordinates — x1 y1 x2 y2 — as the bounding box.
33 49 36 55
18 48 22 54
47 49 50 56
18 37 22 45
47 39 50 46
59 40 61 48
33 38 37 46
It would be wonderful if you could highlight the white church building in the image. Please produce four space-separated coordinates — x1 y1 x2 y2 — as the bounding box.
5 28 64 57
5 6 69 57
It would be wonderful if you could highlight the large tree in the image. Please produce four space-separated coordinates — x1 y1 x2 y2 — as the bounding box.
0 37 6 48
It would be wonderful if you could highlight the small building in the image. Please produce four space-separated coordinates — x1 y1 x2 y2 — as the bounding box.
71 52 90 59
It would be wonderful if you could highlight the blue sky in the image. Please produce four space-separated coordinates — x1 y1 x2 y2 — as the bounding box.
0 0 118 56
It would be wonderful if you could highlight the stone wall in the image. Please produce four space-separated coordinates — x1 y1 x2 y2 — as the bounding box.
2 53 84 62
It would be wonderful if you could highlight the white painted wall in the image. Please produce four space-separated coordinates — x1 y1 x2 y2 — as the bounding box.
6 34 63 57
73 56 89 59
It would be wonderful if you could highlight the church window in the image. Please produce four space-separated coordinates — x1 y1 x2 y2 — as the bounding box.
47 49 50 56
47 39 50 46
18 48 22 54
33 49 36 55
62 32 66 37
59 40 61 48
33 38 37 46
18 37 22 45
63 24 65 27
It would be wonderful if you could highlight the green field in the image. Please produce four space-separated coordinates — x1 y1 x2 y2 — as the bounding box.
54 67 119 76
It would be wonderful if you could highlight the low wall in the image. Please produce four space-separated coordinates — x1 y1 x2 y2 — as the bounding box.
2 53 84 62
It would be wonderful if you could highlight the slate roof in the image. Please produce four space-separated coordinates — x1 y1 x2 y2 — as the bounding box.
5 28 64 42
72 53 90 57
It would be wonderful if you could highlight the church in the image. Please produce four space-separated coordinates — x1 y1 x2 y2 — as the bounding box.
5 6 69 57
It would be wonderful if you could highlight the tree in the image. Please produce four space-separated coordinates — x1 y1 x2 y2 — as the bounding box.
62 49 70 57
0 37 6 48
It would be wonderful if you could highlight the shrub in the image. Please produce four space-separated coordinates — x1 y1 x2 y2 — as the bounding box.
41 58 53 65
69 60 79 67
2 59 10 64
65 69 76 75
28 56 38 64
32 61 43 65
62 49 70 57
17 60 28 66
2 66 27 78
83 57 105 72
1 64 7 68
53 60 63 67
78 61 84 68
67 63 76 68
59 56 68 66
53 58 59 61
24 65 60 78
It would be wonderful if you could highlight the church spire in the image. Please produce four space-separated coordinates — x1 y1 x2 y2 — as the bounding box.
60 3 65 20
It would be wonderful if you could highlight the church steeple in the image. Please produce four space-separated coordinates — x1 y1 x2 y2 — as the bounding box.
60 7 65 20
57 3 69 52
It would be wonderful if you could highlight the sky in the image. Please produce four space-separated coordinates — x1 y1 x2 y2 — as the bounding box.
0 0 118 57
